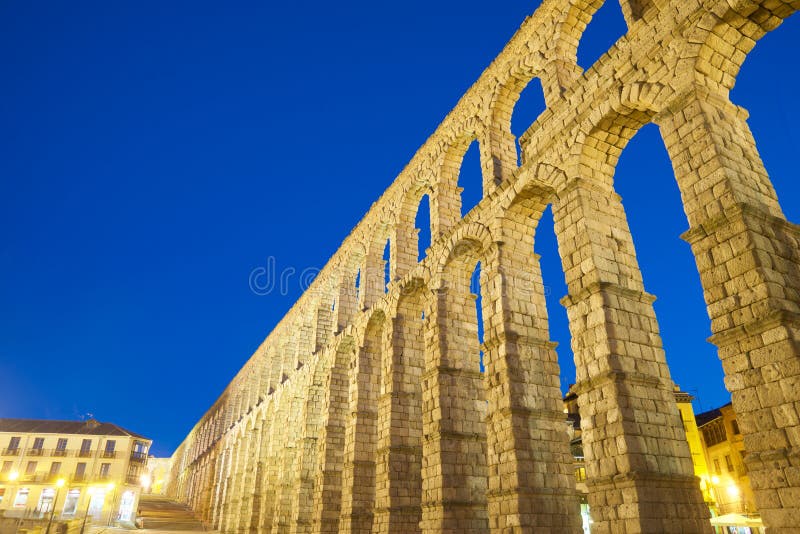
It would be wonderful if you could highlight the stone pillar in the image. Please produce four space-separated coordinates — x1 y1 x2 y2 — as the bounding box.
239 423 262 534
420 272 488 533
311 345 350 533
373 287 425 533
211 447 229 530
480 237 582 532
291 357 327 534
259 405 280 534
340 318 383 533
337 271 359 331
659 88 800 531
391 207 420 281
274 390 305 533
360 244 386 310
552 177 711 533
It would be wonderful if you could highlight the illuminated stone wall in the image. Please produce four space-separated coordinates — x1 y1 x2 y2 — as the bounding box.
167 0 800 532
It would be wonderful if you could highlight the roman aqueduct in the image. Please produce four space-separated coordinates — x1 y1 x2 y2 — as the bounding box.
167 0 800 531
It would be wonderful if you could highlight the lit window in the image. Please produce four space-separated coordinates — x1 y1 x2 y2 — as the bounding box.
13 488 29 508
100 463 111 479
725 455 734 473
25 461 37 475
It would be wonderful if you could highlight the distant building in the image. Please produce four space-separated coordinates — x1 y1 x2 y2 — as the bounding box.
0 418 151 525
696 403 757 517
144 457 172 495
565 387 725 532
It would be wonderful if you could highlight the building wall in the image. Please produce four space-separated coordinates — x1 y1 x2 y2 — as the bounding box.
700 405 757 516
0 429 150 524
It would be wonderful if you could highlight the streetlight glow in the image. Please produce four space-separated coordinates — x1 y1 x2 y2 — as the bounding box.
8 471 19 481
727 484 740 498
56 478 65 488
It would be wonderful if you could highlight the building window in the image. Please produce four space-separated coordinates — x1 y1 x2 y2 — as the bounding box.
7 436 20 451
75 462 86 481
725 455 734 472
1 461 12 474
731 419 740 435
714 459 721 476
103 440 116 458
56 438 68 452
0 488 4 505
32 437 44 450
701 419 726 447
62 489 80 516
99 463 110 479
49 462 61 477
13 488 29 508
79 439 92 457
25 461 37 475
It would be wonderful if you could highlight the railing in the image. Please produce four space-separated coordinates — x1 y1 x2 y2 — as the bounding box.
27 448 44 456
77 449 94 458
130 451 147 463
101 450 117 459
51 448 69 457
72 473 88 482
2 447 20 456
125 474 141 485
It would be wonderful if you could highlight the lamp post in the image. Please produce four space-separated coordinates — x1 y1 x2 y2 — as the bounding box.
79 486 96 534
45 478 65 534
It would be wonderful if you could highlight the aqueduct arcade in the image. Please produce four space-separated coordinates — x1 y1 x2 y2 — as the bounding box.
168 0 800 532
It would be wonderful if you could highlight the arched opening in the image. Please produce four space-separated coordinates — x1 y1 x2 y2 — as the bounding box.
613 124 723 408
382 239 390 292
576 0 627 71
414 193 431 261
730 13 800 223
458 141 483 216
509 77 546 166
470 261 485 372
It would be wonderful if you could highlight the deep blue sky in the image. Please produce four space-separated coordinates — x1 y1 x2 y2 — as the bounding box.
1 2 797 457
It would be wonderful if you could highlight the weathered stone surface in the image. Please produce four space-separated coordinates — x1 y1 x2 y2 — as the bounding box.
167 1 800 532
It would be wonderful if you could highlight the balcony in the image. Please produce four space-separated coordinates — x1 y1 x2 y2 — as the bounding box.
72 473 88 482
51 448 70 457
129 451 147 463
77 449 94 458
125 474 141 485
2 447 20 456
27 448 44 456
101 450 117 459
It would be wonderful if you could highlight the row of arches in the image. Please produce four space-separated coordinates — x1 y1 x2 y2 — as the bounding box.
169 0 800 532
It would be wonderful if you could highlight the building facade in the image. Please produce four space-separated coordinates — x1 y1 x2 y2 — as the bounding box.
0 418 151 525
697 404 758 518
167 0 800 532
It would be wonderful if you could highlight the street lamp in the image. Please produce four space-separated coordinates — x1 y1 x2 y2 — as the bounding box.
45 478 65 534
8 470 19 482
79 486 96 534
